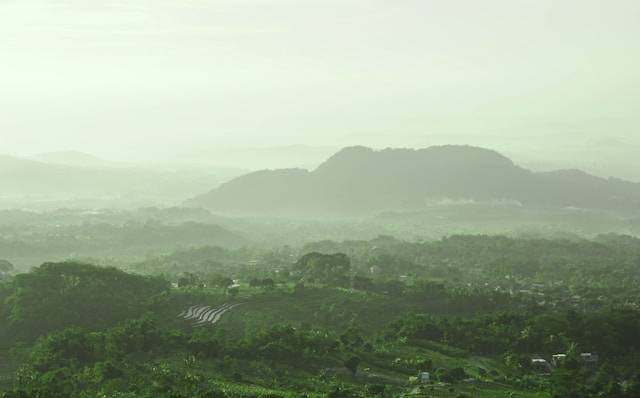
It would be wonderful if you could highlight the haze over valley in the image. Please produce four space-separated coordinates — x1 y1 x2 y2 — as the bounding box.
2 1 640 397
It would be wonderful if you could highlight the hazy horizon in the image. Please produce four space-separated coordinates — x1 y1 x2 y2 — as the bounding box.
1 0 639 173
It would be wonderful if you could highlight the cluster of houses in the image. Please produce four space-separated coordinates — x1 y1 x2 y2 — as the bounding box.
408 372 433 385
531 352 599 373
484 275 636 310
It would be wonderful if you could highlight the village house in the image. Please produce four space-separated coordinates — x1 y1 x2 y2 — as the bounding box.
580 353 599 365
531 358 552 373
551 353 599 367
552 354 567 366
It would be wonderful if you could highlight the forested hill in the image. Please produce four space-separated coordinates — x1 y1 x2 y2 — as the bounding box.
187 145 640 216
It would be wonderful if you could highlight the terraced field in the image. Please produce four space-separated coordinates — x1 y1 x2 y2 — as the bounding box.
179 303 242 327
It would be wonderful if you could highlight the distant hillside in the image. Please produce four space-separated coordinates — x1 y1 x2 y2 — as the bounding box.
31 151 120 168
0 154 239 208
0 154 166 197
187 145 640 216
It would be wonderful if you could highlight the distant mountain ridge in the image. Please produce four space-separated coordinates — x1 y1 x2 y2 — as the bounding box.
187 145 640 216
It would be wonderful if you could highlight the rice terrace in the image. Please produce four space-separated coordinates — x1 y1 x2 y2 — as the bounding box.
179 303 243 327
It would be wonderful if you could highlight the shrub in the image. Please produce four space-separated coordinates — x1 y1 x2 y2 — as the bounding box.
440 367 468 383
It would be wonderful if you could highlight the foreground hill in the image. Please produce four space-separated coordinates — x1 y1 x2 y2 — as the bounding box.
188 145 640 216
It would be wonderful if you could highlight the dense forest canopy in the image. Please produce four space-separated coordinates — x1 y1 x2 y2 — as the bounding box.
2 233 640 397
1 262 169 342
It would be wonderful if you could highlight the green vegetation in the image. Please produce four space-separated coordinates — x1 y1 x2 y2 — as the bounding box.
1 234 640 396
1 262 168 342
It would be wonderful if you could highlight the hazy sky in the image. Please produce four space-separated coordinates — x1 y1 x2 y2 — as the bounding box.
1 0 639 162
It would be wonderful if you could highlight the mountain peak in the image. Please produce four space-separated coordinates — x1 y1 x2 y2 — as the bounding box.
187 145 640 216
315 145 515 175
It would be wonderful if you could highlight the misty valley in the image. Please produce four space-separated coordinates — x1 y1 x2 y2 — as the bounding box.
4 0 640 395
1 146 640 398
